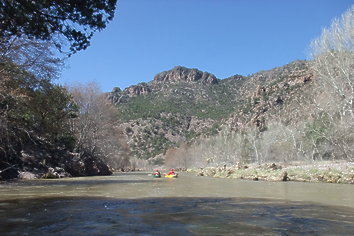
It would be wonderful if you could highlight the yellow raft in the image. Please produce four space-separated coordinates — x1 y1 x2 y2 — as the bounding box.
164 173 178 178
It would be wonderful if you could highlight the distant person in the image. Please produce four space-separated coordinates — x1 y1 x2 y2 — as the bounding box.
153 169 161 177
167 169 175 175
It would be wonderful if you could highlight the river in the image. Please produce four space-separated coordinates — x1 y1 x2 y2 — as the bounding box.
0 172 354 235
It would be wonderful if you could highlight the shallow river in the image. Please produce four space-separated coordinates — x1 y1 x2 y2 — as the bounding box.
0 172 354 235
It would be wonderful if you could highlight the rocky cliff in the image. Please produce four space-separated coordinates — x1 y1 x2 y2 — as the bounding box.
154 66 218 84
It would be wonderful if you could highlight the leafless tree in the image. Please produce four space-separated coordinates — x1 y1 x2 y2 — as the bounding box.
68 83 131 169
309 5 354 161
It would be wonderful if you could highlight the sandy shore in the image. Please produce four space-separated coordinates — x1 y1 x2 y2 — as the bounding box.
186 161 354 184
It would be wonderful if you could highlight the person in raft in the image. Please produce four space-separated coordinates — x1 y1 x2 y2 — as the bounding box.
167 169 175 175
153 169 161 177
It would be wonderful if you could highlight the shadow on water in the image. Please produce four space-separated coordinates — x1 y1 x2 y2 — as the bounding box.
2 174 153 187
0 196 354 235
13 179 153 187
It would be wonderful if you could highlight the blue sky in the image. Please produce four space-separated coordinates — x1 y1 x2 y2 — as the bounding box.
58 0 354 92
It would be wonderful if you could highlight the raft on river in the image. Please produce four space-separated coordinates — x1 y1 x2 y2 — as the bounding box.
151 173 178 178
164 173 178 178
150 169 178 178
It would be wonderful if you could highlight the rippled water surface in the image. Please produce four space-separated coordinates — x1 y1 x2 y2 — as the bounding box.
1 172 354 235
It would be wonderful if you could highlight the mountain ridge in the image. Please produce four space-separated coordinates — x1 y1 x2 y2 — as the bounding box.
108 60 313 163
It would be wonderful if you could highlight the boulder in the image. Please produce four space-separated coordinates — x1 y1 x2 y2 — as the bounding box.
18 171 37 180
0 168 19 180
42 167 59 179
84 157 112 176
280 171 289 181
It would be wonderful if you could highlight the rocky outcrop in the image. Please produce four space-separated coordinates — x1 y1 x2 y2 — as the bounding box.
119 113 215 161
108 67 219 105
225 60 313 131
42 167 70 179
125 84 152 96
0 146 112 180
108 83 152 105
154 66 218 84
84 156 112 176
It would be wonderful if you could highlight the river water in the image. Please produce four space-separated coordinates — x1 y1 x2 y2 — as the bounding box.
0 172 354 235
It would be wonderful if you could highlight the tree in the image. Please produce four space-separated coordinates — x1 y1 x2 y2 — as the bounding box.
68 83 131 169
0 36 63 80
0 32 79 179
310 5 354 161
0 1 118 178
310 5 354 118
0 64 77 174
0 0 117 54
0 34 71 142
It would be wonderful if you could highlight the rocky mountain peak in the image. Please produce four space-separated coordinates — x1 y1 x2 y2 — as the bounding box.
108 82 152 105
154 66 218 85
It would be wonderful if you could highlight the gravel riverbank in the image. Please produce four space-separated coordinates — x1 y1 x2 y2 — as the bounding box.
186 161 354 184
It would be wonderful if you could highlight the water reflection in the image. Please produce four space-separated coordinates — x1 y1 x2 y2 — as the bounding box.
1 197 354 235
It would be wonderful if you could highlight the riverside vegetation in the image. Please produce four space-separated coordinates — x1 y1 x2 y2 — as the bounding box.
1 4 353 183
187 161 354 184
0 0 119 180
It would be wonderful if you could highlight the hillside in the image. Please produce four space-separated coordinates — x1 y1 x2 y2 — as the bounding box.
108 60 314 164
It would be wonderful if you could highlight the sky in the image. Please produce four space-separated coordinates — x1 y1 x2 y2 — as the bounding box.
58 0 354 92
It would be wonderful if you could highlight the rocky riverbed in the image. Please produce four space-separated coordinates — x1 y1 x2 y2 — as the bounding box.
187 161 354 184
